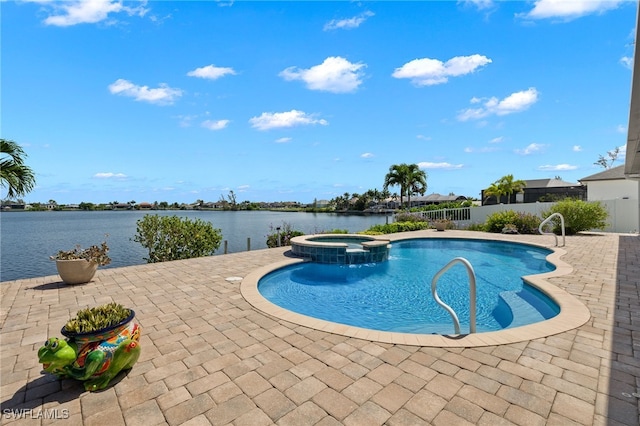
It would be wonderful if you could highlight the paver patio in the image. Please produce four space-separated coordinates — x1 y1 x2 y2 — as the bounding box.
1 230 638 425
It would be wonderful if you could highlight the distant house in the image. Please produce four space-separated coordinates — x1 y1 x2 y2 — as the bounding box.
138 202 153 209
579 165 639 201
408 193 467 208
112 203 131 210
481 178 585 206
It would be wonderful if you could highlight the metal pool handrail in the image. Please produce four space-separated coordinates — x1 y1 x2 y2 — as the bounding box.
431 257 477 335
538 212 565 247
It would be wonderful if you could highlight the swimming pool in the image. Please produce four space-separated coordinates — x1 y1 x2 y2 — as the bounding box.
259 239 559 335
241 233 591 347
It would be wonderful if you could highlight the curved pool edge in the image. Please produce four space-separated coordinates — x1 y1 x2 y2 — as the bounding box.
241 232 591 347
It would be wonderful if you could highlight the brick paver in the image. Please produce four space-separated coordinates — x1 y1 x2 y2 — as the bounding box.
1 231 639 425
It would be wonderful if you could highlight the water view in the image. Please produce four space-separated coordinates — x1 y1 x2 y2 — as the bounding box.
0 210 387 282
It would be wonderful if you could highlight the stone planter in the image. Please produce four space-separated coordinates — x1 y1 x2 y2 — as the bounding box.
55 259 98 284
435 222 447 232
38 309 141 391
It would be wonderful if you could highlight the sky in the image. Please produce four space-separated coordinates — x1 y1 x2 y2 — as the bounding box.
2 0 637 205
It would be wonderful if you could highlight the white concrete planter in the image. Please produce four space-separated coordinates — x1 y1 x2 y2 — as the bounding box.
55 259 98 284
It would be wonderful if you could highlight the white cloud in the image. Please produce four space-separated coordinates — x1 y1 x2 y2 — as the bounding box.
417 162 464 169
108 79 182 105
93 172 127 179
457 88 539 121
461 0 495 10
538 164 578 171
616 124 627 133
620 56 633 69
280 57 366 93
573 145 582 152
361 152 374 158
464 146 498 153
416 135 432 141
187 65 236 80
489 136 504 143
201 119 229 130
249 110 328 131
275 137 292 143
392 54 491 86
519 0 624 21
515 143 546 155
324 11 374 31
34 0 149 27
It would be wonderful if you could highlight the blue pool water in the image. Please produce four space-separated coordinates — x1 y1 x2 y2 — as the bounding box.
258 238 560 334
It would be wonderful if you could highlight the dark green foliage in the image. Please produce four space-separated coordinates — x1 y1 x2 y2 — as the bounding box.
362 221 431 234
133 215 222 263
266 222 304 248
542 199 608 235
395 212 429 223
321 229 349 234
64 302 131 334
485 211 541 234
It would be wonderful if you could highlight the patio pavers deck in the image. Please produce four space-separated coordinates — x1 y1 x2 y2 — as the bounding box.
1 230 638 425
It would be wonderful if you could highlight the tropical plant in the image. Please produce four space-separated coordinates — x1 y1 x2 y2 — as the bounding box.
63 303 131 334
133 215 222 263
50 238 111 266
498 174 526 204
383 163 428 209
483 182 504 204
542 199 608 235
485 211 541 234
0 138 36 198
362 221 430 234
266 222 304 248
594 147 620 169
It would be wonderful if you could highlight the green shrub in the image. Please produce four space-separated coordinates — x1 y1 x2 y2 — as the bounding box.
363 221 430 234
395 212 428 223
133 215 222 263
320 229 349 234
542 199 608 235
464 222 487 232
266 222 304 248
485 210 541 234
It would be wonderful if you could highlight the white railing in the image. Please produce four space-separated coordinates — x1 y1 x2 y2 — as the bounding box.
414 207 471 222
431 257 477 335
538 212 565 247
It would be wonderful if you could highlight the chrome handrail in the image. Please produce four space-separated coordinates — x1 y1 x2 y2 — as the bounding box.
431 257 476 335
538 212 565 247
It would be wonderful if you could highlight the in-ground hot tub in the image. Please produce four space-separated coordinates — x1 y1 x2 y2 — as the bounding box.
290 234 391 264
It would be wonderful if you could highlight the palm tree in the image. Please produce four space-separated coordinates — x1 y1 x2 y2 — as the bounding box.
383 164 410 208
498 174 526 204
483 182 504 204
405 164 427 209
1 139 36 198
383 163 428 209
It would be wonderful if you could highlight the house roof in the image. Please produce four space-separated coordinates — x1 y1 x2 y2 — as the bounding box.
522 178 579 189
411 193 467 202
579 165 626 182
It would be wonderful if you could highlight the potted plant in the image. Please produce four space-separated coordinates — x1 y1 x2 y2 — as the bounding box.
433 219 451 232
38 302 141 391
50 238 111 284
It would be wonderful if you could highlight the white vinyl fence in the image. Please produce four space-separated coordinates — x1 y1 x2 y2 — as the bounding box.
408 199 639 234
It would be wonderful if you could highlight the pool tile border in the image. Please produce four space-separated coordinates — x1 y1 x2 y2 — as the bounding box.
241 231 591 347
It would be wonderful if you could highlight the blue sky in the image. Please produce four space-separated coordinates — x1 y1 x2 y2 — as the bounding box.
2 0 636 204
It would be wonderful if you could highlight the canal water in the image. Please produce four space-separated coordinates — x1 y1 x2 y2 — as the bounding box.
0 210 388 282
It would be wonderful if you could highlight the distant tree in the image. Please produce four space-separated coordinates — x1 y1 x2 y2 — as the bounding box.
483 182 504 204
383 163 427 209
1 139 36 198
498 174 526 204
594 147 620 169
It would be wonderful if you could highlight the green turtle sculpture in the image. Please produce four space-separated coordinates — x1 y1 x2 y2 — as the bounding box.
38 319 141 391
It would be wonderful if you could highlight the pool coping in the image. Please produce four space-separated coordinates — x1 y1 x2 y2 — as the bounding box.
241 231 591 347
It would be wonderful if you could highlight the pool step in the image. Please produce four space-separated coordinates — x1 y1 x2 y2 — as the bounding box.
499 291 546 328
